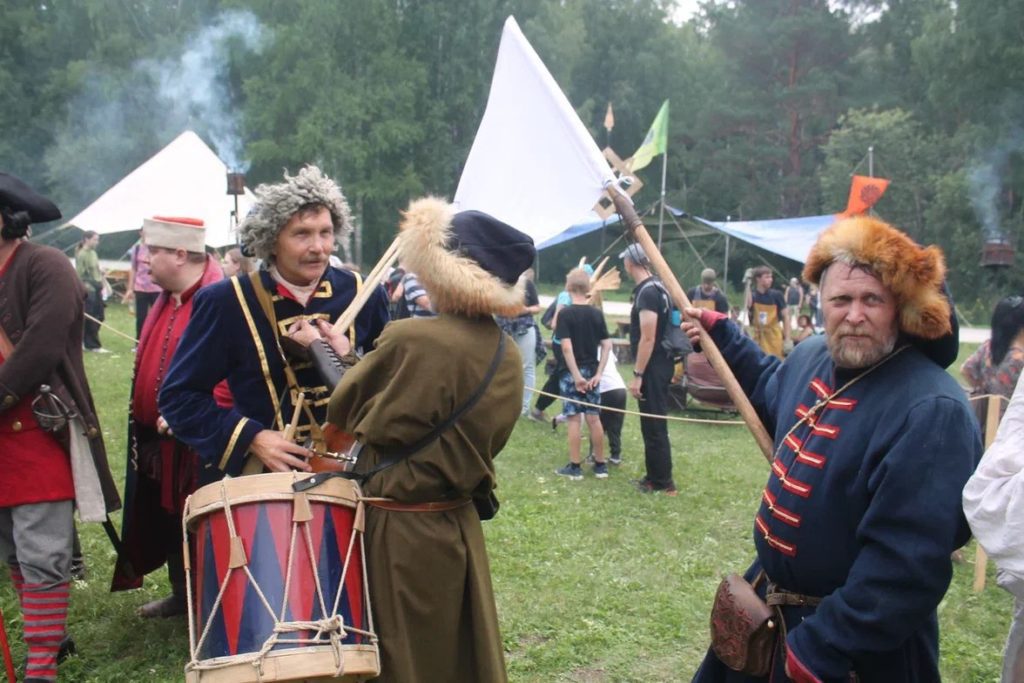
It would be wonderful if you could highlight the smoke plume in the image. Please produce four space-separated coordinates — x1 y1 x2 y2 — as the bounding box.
140 10 267 171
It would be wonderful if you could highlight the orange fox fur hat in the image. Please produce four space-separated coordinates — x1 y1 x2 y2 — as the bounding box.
803 216 951 340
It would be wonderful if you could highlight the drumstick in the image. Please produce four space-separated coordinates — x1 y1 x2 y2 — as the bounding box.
283 392 305 442
330 236 400 335
241 392 305 475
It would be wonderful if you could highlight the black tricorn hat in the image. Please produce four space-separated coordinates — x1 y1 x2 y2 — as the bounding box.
0 172 62 223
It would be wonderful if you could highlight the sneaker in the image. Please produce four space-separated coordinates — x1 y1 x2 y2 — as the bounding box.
528 409 548 423
608 455 623 466
555 462 583 481
551 414 567 432
91 347 111 354
593 462 609 479
584 452 595 465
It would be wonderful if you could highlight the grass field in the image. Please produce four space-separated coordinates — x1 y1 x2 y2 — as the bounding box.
1 303 1008 681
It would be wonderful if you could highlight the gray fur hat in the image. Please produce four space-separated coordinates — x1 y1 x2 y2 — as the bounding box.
238 165 352 261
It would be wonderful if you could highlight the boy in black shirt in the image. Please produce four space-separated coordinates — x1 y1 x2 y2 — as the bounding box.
554 268 612 480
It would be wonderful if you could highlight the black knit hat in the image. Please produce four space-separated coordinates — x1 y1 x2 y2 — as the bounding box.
0 173 61 223
447 210 536 285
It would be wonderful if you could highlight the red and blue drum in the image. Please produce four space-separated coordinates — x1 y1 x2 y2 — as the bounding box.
183 472 379 682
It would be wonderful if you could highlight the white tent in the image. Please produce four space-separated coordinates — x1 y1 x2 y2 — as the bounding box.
62 130 255 248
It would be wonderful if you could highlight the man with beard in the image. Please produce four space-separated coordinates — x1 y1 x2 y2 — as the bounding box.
111 217 225 616
159 166 389 483
687 216 980 682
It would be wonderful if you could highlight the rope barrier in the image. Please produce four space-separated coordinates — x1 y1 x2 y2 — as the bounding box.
525 385 745 425
83 312 138 344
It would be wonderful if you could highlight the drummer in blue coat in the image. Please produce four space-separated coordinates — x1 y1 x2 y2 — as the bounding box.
159 166 389 484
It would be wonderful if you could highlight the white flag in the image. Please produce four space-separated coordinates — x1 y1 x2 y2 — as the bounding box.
454 16 614 247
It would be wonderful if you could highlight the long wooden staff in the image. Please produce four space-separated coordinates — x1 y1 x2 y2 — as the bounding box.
608 188 775 462
330 237 401 335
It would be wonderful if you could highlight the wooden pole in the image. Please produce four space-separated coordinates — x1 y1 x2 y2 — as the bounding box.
330 237 400 336
973 393 1002 592
609 189 775 462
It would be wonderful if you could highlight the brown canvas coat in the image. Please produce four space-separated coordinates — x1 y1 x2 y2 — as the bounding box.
0 240 121 513
328 314 522 683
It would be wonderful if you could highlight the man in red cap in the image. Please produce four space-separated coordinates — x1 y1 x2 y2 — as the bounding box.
0 172 121 682
111 216 225 617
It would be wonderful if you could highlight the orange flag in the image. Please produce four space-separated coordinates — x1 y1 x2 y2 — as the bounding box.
843 175 890 216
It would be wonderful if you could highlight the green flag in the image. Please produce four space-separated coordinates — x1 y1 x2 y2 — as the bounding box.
630 99 669 172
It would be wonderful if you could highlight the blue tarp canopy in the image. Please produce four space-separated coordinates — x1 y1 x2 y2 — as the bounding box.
541 205 838 265
691 214 838 264
537 212 621 250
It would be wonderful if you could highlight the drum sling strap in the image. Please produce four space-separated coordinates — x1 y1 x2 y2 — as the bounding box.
293 331 507 517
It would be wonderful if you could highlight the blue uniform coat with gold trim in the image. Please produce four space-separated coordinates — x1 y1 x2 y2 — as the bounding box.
159 267 388 484
693 323 980 683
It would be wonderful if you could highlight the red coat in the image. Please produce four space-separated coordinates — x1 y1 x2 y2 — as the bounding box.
0 241 119 512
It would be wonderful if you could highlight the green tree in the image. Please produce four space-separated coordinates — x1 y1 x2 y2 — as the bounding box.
689 0 857 219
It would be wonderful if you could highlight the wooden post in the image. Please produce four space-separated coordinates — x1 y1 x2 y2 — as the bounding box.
609 189 775 462
973 393 1003 592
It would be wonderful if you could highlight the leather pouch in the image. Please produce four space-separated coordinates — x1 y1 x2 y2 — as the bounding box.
472 491 500 521
709 572 776 676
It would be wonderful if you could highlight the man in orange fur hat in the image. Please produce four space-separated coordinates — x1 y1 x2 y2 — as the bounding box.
687 216 980 683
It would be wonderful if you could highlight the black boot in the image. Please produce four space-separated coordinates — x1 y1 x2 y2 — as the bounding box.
137 593 187 618
57 635 76 664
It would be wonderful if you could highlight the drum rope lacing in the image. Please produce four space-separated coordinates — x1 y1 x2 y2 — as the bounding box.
184 479 379 680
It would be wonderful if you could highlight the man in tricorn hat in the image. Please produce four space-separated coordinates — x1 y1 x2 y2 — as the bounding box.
159 166 389 483
0 172 121 682
686 216 980 682
111 217 225 615
323 197 535 682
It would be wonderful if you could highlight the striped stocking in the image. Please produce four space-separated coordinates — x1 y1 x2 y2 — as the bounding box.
20 581 68 682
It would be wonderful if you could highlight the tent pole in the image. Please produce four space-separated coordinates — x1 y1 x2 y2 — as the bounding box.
657 149 667 250
723 234 730 294
610 189 774 462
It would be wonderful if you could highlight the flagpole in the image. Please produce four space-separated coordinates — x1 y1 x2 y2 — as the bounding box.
609 188 775 462
657 148 667 249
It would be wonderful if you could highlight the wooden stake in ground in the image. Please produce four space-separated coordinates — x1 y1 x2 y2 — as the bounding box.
973 393 1004 592
608 188 775 462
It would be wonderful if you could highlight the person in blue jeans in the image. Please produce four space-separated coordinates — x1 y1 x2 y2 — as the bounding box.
553 268 612 480
496 268 541 416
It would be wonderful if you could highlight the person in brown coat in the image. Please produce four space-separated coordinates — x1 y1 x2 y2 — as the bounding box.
0 172 121 682
326 197 535 682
